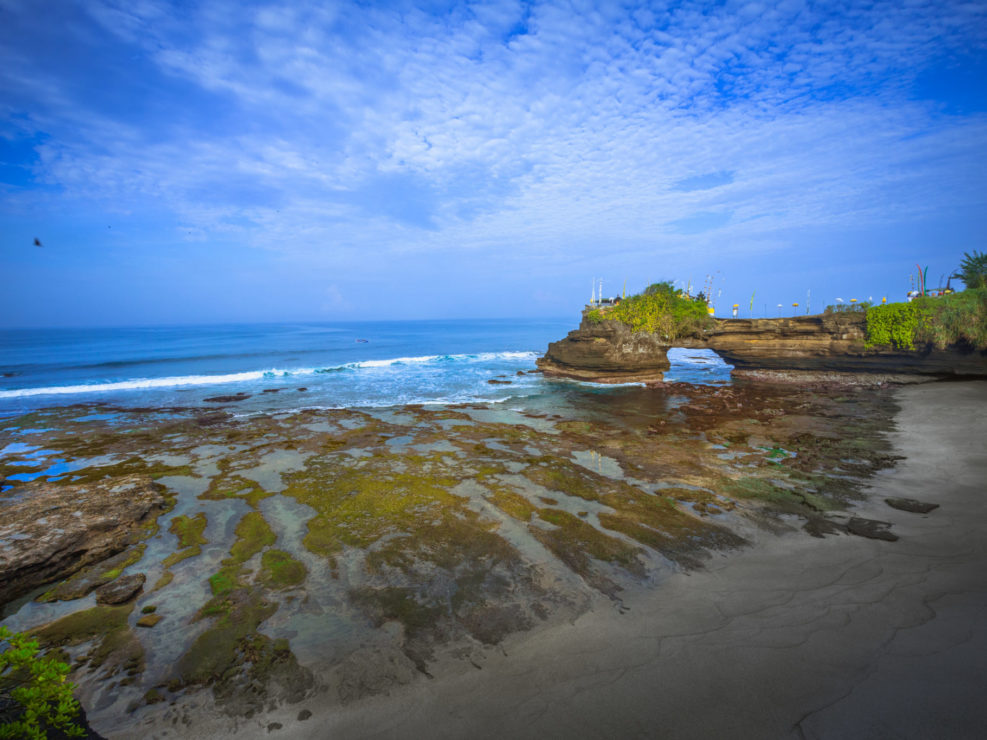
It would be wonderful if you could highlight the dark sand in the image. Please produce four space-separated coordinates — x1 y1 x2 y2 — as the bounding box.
253 381 987 739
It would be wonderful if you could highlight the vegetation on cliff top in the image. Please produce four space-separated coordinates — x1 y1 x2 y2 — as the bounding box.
865 288 987 350
586 281 714 340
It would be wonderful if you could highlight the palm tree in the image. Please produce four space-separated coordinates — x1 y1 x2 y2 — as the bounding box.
958 250 987 290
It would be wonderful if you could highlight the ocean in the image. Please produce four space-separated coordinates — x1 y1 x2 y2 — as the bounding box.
0 319 733 415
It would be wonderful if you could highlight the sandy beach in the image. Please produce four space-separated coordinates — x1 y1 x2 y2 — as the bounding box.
236 380 987 740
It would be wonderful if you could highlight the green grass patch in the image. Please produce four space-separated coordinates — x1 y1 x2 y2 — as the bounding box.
170 512 208 549
176 592 277 686
63 457 194 485
866 288 987 350
485 485 537 522
864 301 918 349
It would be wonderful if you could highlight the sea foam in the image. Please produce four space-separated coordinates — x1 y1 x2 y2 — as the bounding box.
0 351 540 399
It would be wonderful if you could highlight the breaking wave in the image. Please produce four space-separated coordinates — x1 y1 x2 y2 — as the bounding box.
0 351 540 399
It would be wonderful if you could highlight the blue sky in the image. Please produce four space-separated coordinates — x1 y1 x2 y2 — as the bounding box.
2 0 986 327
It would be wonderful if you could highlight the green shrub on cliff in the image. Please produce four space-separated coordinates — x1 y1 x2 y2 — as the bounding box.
0 626 84 739
865 289 987 350
865 302 917 349
587 282 713 340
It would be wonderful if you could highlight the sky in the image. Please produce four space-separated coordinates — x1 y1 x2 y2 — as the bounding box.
1 0 986 327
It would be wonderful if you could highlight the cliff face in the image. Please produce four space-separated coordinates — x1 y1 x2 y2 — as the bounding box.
537 311 987 382
538 317 672 382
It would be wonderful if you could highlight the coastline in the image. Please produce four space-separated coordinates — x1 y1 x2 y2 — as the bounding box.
3 370 983 739
258 380 987 739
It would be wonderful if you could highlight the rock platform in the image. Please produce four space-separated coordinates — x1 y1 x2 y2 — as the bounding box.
0 475 169 605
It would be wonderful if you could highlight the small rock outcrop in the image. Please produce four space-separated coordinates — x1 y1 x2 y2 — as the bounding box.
885 497 940 514
847 517 898 541
537 310 987 382
0 475 169 606
537 317 675 383
94 573 146 605
136 613 162 628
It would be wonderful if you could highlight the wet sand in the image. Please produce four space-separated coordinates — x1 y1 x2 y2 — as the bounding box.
271 380 987 739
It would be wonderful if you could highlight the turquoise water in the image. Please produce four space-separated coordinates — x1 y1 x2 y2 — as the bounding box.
0 320 732 415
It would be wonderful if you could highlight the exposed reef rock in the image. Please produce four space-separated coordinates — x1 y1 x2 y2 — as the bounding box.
886 497 940 514
95 573 146 605
538 311 987 382
0 475 169 606
846 517 898 541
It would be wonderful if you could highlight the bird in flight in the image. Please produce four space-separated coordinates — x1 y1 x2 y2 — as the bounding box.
33 237 42 247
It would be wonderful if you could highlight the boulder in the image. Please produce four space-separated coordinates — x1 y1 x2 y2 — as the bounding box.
94 573 146 605
203 392 251 403
847 517 898 541
885 497 940 514
136 614 163 628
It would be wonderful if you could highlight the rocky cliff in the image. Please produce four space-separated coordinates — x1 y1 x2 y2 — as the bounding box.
536 316 674 382
537 310 987 382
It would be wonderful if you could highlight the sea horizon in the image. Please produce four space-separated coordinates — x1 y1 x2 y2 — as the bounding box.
0 315 577 332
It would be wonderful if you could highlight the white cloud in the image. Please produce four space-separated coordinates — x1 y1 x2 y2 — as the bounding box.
3 0 986 274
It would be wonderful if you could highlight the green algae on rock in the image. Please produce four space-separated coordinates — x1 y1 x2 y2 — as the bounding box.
0 382 903 732
259 549 306 589
282 452 464 562
162 513 209 565
228 511 277 565
39 545 147 602
167 507 313 715
154 512 209 590
200 471 271 509
34 603 144 679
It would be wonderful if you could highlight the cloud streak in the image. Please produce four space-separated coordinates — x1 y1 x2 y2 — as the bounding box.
1 0 986 323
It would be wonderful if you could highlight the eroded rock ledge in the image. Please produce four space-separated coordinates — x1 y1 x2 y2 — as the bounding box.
537 311 987 382
0 475 170 605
